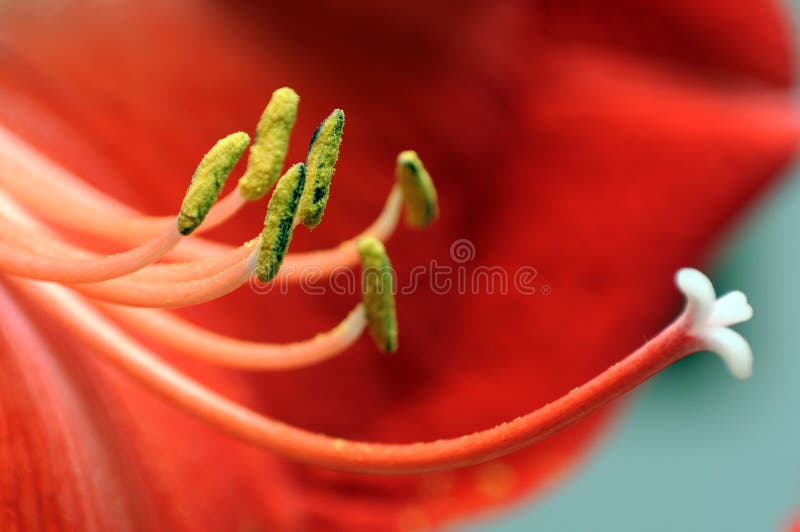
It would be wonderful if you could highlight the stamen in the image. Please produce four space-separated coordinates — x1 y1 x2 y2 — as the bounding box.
238 87 300 201
0 180 391 290
0 202 258 284
0 124 248 245
298 109 345 228
0 124 413 276
127 240 258 283
0 162 431 288
103 303 366 370
358 237 398 353
256 163 306 283
0 133 252 283
0 182 402 285
396 150 438 228
74 250 258 308
177 132 251 235
0 186 361 370
280 186 403 278
0 226 182 283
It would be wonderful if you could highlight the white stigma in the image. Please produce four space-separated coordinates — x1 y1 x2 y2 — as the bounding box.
675 268 754 380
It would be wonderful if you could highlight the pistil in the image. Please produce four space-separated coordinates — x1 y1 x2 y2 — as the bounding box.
8 268 751 474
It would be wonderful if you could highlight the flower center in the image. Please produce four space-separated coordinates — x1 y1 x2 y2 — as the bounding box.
0 87 754 474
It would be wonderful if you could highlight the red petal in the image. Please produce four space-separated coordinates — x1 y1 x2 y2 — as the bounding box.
1 280 309 531
0 0 796 530
0 285 152 530
790 512 800 532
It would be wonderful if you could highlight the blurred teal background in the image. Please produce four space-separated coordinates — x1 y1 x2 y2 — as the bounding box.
460 4 800 531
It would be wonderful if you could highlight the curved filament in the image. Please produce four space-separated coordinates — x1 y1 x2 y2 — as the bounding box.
103 303 366 370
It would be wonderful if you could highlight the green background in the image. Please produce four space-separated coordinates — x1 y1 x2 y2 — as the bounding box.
462 5 800 531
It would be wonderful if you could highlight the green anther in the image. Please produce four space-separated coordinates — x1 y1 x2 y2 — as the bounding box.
238 87 300 201
396 150 438 228
357 237 398 353
177 131 250 235
298 109 345 229
256 163 306 283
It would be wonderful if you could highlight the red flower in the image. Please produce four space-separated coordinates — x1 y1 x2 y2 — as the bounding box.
0 1 797 530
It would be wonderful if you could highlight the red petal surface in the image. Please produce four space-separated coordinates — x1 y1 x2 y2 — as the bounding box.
0 1 797 530
0 286 150 531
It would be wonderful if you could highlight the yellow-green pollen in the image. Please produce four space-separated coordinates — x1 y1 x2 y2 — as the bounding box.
358 237 398 353
396 150 438 228
298 109 345 229
238 87 299 201
256 163 306 283
177 131 250 235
